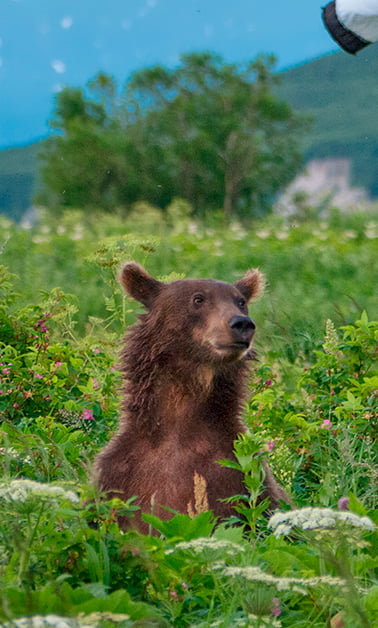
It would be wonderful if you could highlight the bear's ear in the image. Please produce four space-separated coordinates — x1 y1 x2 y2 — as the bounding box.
120 262 163 309
234 269 264 303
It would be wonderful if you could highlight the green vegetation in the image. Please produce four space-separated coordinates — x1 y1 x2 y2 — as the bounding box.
0 209 377 626
0 204 376 358
277 45 378 196
4 47 378 219
36 53 306 218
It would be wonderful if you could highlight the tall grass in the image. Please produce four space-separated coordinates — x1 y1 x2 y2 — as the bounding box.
0 205 377 626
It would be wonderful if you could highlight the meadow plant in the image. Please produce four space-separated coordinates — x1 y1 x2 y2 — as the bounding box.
0 212 377 626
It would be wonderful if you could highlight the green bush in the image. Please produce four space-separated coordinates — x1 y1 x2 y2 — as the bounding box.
0 212 377 626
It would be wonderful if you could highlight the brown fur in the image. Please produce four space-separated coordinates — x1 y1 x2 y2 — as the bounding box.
95 263 289 531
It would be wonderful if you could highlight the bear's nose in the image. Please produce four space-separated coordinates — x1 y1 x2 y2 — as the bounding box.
229 315 255 343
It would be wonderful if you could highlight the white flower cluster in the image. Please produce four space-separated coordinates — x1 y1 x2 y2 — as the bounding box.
0 447 32 464
210 614 281 628
167 537 244 556
268 507 375 537
0 480 79 504
2 616 75 628
221 566 345 594
3 613 130 628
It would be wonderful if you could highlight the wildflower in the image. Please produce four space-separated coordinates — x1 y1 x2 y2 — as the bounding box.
35 373 44 379
268 507 375 536
221 565 344 593
267 441 275 452
323 319 341 356
188 472 209 517
55 361 62 368
167 537 243 557
2 616 73 628
92 377 99 389
265 379 273 387
321 419 332 429
271 597 281 617
169 590 178 599
337 497 349 511
82 408 94 420
13 402 20 409
0 479 79 504
2 613 130 627
2 367 10 375
93 348 100 354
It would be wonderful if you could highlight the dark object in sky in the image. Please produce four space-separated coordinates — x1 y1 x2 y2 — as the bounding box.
322 0 378 54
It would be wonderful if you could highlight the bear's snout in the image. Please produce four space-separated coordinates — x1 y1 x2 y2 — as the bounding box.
228 315 255 346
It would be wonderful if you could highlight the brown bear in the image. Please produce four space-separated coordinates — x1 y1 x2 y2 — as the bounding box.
95 263 290 531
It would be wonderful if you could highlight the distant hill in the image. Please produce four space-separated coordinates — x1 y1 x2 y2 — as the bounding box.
0 143 40 221
2 46 378 219
277 45 378 197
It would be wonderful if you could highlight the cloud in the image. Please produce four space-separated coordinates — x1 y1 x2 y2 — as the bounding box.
60 16 73 30
52 83 64 93
51 59 66 74
138 0 158 18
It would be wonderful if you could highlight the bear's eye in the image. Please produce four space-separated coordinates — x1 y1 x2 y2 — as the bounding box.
193 294 205 306
238 297 246 308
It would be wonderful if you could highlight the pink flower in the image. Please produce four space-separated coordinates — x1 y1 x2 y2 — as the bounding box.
92 378 99 389
83 408 94 420
93 348 100 354
338 497 349 511
321 419 332 429
265 379 273 387
2 368 10 375
169 591 178 599
267 441 275 452
271 597 281 617
13 403 20 409
55 361 62 368
35 373 43 379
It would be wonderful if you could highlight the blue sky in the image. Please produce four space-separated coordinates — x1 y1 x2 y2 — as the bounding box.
0 0 337 147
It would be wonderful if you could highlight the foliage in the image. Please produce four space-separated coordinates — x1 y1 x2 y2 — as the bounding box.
0 208 376 360
0 211 377 626
6 47 378 222
37 54 307 217
277 44 378 197
247 312 378 510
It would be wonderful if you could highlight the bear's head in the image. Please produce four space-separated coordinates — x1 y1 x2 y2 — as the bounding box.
121 262 264 364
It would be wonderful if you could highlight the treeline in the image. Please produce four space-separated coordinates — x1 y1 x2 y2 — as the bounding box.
37 53 308 218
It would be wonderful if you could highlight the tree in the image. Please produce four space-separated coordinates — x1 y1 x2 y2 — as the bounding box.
38 54 308 217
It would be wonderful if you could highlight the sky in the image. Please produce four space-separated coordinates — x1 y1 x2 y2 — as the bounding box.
0 0 338 148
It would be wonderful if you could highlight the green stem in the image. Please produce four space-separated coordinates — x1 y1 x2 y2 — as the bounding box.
17 503 45 586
